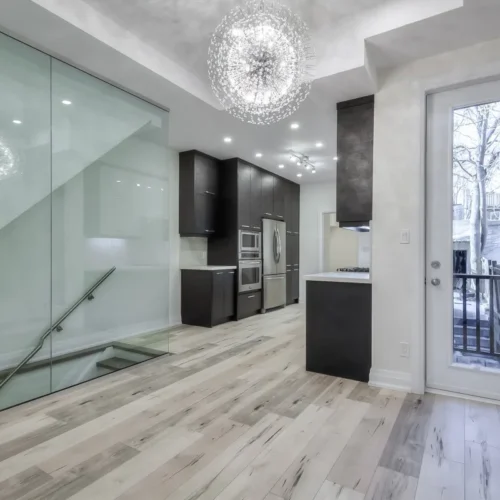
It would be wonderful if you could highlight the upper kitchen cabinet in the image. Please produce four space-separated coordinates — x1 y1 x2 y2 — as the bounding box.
284 181 300 233
237 162 252 230
336 96 374 224
273 176 285 221
250 166 262 231
179 150 220 236
261 171 275 218
237 161 263 231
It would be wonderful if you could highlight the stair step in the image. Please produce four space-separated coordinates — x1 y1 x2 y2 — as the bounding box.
96 357 137 371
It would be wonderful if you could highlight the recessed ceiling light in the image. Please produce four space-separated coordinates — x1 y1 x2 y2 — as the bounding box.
305 165 311 170
333 156 338 161
116 180 121 183
278 164 284 169
12 119 22 125
290 123 299 129
255 153 262 158
147 186 152 189
312 169 316 174
62 100 72 105
161 188 164 192
297 173 302 177
223 137 232 143
296 159 300 165
136 183 141 187
316 142 323 148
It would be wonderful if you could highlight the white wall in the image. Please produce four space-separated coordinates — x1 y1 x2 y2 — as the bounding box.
299 182 336 300
372 36 500 393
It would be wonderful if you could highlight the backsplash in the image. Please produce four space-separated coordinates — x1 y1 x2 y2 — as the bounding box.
180 237 207 267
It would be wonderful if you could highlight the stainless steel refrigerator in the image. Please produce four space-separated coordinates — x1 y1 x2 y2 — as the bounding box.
262 219 286 312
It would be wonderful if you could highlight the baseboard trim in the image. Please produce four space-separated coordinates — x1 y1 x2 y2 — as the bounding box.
426 386 500 405
369 368 412 392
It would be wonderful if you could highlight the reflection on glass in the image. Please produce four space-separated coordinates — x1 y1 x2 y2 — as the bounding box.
453 102 500 370
0 33 172 411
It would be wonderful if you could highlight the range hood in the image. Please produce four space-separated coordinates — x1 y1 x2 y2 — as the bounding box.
339 221 370 232
336 95 374 228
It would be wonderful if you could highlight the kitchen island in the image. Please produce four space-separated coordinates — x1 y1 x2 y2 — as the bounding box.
305 272 372 382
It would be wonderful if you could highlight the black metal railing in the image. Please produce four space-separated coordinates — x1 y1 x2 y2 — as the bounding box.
454 273 500 357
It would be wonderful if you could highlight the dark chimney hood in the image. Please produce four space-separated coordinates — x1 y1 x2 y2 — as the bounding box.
336 95 374 227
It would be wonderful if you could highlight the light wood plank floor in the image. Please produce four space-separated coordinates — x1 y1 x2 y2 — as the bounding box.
0 305 498 500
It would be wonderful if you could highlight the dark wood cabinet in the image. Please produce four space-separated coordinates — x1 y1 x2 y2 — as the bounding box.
250 167 262 230
291 183 300 233
237 291 262 320
273 176 285 220
286 268 293 305
181 269 235 327
306 280 372 382
179 151 220 236
284 181 300 232
286 231 300 305
237 163 252 230
194 154 218 196
261 172 274 218
292 267 300 301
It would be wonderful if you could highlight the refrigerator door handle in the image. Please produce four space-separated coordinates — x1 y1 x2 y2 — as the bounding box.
277 229 282 263
273 228 278 264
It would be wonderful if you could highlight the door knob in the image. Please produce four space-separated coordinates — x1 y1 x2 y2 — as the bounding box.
431 278 441 286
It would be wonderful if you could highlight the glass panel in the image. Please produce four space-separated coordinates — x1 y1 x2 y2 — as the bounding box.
453 102 500 370
0 33 52 409
242 233 256 248
241 267 259 285
50 60 171 391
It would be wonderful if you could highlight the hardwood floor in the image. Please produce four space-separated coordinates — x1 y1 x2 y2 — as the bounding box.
0 305 498 499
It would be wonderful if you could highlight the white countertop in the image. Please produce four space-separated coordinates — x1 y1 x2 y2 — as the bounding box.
304 272 371 284
181 265 237 271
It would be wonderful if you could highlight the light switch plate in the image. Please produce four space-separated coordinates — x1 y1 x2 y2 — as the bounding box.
400 229 410 244
400 342 410 357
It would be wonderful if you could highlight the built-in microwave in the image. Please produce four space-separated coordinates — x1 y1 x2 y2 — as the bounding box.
239 260 262 293
239 230 261 260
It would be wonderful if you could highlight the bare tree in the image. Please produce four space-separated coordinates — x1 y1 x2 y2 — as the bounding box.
454 103 500 274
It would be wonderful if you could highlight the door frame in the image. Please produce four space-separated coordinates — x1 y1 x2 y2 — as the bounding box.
420 77 500 396
424 79 500 400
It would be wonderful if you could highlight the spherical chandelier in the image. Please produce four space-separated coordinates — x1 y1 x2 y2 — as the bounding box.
208 0 315 125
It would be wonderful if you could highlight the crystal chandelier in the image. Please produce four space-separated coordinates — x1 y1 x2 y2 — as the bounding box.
208 0 315 125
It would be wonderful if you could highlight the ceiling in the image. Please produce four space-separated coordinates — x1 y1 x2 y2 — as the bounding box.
1 0 500 184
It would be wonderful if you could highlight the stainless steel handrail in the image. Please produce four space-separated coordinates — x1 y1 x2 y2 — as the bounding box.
0 266 116 391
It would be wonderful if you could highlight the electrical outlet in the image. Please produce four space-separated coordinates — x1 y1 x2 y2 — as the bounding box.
400 342 410 358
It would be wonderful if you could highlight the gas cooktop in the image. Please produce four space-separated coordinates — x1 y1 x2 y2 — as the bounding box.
336 267 370 273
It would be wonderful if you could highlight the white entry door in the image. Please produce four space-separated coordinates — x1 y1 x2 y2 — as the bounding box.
427 80 500 400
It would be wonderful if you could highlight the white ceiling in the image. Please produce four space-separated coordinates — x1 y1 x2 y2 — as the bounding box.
82 0 389 83
1 0 500 184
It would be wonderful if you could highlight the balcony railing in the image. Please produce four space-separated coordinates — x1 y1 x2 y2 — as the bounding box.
453 273 500 358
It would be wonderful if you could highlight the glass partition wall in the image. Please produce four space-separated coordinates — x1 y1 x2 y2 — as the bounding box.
0 33 171 410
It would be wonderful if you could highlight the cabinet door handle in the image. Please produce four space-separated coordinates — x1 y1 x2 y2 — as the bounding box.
205 191 216 195
253 226 260 230
216 272 223 275
228 272 235 274
265 213 272 216
287 270 292 273
277 215 284 218
247 295 255 299
294 232 299 235
241 225 250 228
205 229 215 233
